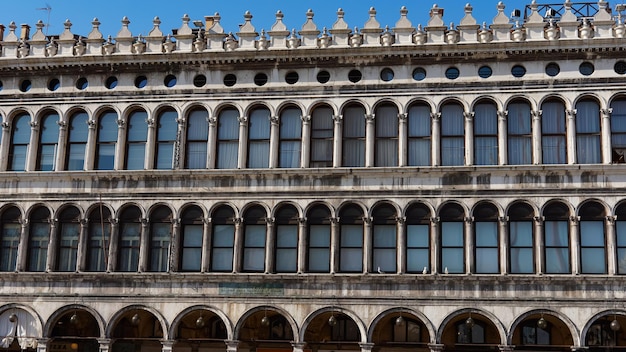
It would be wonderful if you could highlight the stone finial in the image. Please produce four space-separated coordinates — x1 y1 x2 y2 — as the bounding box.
268 10 289 48
526 0 544 23
458 3 479 42
459 3 477 25
178 14 193 35
117 16 132 38
224 32 238 51
257 29 268 50
299 9 320 47
115 16 134 53
330 8 351 46
59 19 74 40
4 21 18 42
148 17 163 37
270 10 288 32
87 18 103 40
381 25 394 46
175 14 195 51
393 6 415 45
332 8 349 30
301 9 318 31
31 20 46 41
479 22 493 43
318 27 331 48
84 18 104 55
56 19 76 55
490 2 513 42
364 7 381 29
362 7 382 45
492 2 510 25
205 13 227 51
287 28 300 48
28 20 47 57
594 0 615 38
237 11 258 49
350 26 362 47
103 35 115 55
207 12 224 34
163 34 175 53
145 17 164 53
239 11 256 33
427 4 445 27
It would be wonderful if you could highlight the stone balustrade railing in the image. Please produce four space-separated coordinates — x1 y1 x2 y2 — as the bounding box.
0 0 623 59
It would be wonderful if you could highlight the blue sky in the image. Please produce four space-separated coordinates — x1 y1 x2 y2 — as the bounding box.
0 1 534 39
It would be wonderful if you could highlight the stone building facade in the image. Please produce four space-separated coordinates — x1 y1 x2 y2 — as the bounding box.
0 1 624 352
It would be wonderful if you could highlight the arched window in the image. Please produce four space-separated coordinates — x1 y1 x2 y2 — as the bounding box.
375 104 399 167
27 207 50 271
616 203 626 274
86 206 111 271
117 206 141 272
307 205 331 272
407 103 431 166
185 108 208 169
66 111 88 170
242 205 267 272
456 320 485 343
310 106 334 167
216 108 239 169
507 100 532 165
56 206 80 272
543 202 570 273
180 206 204 272
125 110 148 170
247 107 270 168
372 203 397 273
0 207 21 271
575 99 601 164
474 101 498 165
278 108 302 168
339 204 364 273
473 203 499 273
508 202 535 274
440 203 465 273
155 108 178 169
579 201 606 274
541 100 567 164
274 205 299 272
95 111 118 170
36 112 59 171
210 206 235 272
342 104 366 167
610 97 626 163
440 102 465 166
9 113 31 171
406 203 431 273
149 206 172 272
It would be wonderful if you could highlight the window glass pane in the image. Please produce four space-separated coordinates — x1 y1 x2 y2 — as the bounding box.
68 112 88 142
28 222 49 271
212 224 234 272
186 109 208 169
408 104 431 166
580 221 604 246
156 110 178 170
475 222 497 246
58 223 79 272
544 220 569 273
248 109 270 168
37 113 60 171
375 105 398 167
126 111 147 169
509 221 534 273
441 104 464 166
343 105 366 167
216 109 239 169
510 248 534 273
340 224 363 272
542 101 567 164
118 222 140 272
10 114 31 171
441 222 463 246
508 102 532 165
67 112 88 170
308 225 330 272
96 111 118 170
87 222 110 271
67 144 86 170
181 224 202 271
311 107 334 167
243 224 265 271
441 222 464 273
474 102 498 165
0 223 20 271
150 223 171 272
373 224 396 272
341 225 363 246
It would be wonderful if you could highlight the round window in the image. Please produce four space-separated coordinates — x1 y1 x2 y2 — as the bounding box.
164 75 177 88
193 74 207 87
412 67 427 81
579 62 594 76
545 62 560 77
348 69 362 83
223 74 237 87
254 73 268 86
317 70 330 84
445 67 460 80
134 76 147 89
478 66 492 79
20 79 32 92
511 65 526 78
285 71 299 85
615 61 626 75
76 77 88 90
105 76 118 89
48 78 60 91
380 68 394 82
0 80 4 91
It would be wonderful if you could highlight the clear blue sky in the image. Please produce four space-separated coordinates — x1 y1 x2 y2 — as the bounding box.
0 1 540 39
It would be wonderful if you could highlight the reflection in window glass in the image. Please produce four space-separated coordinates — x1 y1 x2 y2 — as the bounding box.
96 111 118 170
279 108 302 168
408 104 431 166
474 102 498 165
181 207 203 272
66 112 88 171
0 207 21 272
247 108 271 168
441 103 464 166
186 109 208 169
307 205 331 272
575 99 601 164
118 207 141 272
37 113 60 171
155 109 178 169
149 207 172 272
507 101 532 165
216 109 239 169
310 107 334 167
375 104 399 167
211 206 235 272
28 207 50 272
9 114 31 171
342 105 366 167
125 111 148 170
541 100 567 164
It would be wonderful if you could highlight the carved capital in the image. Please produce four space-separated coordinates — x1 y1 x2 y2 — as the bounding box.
176 117 186 125
238 116 248 124
531 110 542 119
29 121 39 129
463 112 475 120
301 115 311 123
117 118 126 128
398 113 408 121
365 114 375 122
141 218 150 226
270 115 279 125
498 110 508 121
430 112 441 121
601 108 613 118
396 216 406 225
57 120 67 129
431 217 440 223
1 122 9 130
87 119 97 129
146 118 155 127
332 114 343 123
208 116 217 127
566 109 577 119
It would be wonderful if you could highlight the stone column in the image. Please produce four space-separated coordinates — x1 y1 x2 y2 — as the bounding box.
465 216 473 274
97 338 111 352
332 115 343 167
107 218 119 272
300 115 311 168
0 121 11 171
207 116 217 168
398 113 408 167
16 219 29 271
532 110 542 164
601 108 612 164
535 216 544 274
359 343 374 352
36 338 49 352
169 219 181 272
85 119 97 170
265 217 275 273
365 114 375 167
570 216 580 274
330 217 339 273
174 117 185 169
26 120 39 171
431 113 441 166
431 216 440 274
237 116 248 169
225 340 239 352
114 118 126 170
607 216 617 275
201 218 211 272
363 217 372 273
269 115 279 168
138 218 150 272
46 219 58 272
498 110 508 165
292 342 307 352
464 111 474 166
232 218 243 272
397 216 406 274
297 218 307 273
161 340 175 352
499 217 508 275
76 219 89 272
145 116 156 169
566 109 577 164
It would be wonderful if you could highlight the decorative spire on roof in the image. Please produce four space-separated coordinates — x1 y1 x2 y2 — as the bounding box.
330 8 351 46
393 6 414 45
300 9 320 47
237 11 258 49
268 11 289 48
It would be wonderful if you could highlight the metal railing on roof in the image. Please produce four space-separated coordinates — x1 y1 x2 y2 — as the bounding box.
520 2 609 21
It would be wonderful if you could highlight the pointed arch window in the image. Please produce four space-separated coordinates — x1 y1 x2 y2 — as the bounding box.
375 104 399 167
155 109 178 169
307 205 331 272
185 108 208 169
247 108 271 168
339 204 364 273
310 106 334 167
474 101 498 165
508 202 535 274
216 108 239 169
211 206 235 272
95 110 118 170
279 108 302 168
440 203 465 273
406 203 431 273
242 205 267 272
507 100 532 165
66 111 89 170
440 103 464 166
9 113 31 171
275 205 298 272
180 206 204 271
0 207 21 271
407 103 431 166
36 112 59 171
579 201 606 274
117 206 141 272
342 105 366 167
372 203 397 273
541 100 567 164
27 207 50 272
87 206 111 271
125 110 148 170
149 206 172 272
575 99 601 164
56 207 80 272
473 203 499 273
543 202 571 274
